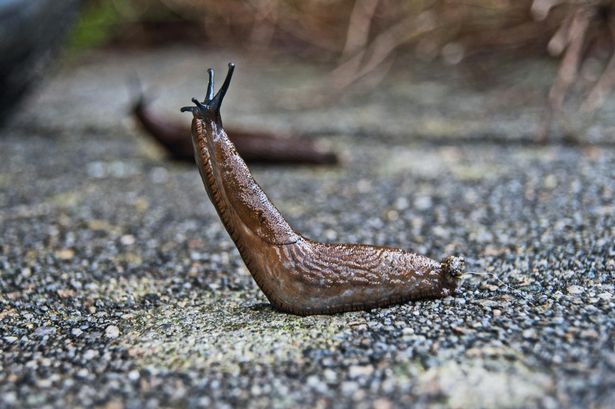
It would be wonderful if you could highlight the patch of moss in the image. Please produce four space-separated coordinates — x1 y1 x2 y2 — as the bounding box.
120 291 361 372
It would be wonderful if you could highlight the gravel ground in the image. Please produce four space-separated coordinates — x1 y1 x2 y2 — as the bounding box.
1 48 614 409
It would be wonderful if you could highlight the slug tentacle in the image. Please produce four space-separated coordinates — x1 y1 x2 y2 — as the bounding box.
210 62 235 111
182 63 464 316
206 68 215 101
180 106 197 114
181 63 235 127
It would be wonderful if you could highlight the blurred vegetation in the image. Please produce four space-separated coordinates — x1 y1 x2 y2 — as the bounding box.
69 0 615 138
68 1 122 50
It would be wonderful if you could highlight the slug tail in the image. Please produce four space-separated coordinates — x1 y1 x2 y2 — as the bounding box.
441 256 464 278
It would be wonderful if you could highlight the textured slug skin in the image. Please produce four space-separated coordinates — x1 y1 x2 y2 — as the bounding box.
182 64 463 316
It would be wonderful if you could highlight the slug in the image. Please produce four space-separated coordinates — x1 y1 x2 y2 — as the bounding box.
132 88 338 165
181 63 464 315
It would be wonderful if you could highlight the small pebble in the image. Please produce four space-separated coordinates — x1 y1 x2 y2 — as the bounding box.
105 325 120 339
567 286 584 295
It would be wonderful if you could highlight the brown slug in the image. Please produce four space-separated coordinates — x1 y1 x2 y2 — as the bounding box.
181 64 464 315
133 88 338 165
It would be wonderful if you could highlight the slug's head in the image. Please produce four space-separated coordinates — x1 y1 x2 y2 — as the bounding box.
181 63 235 124
438 255 464 295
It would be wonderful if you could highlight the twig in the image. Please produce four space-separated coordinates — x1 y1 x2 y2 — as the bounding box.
539 5 593 142
550 7 592 111
581 12 615 112
248 0 279 50
340 0 380 60
330 14 430 91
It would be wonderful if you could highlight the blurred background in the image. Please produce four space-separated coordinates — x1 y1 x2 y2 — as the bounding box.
3 0 615 141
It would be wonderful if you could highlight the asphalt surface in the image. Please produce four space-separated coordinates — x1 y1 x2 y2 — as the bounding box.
1 48 614 408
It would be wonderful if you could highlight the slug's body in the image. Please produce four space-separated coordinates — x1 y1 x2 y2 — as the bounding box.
182 64 463 315
133 91 338 165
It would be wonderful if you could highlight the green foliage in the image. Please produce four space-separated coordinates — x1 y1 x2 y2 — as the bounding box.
67 1 122 50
